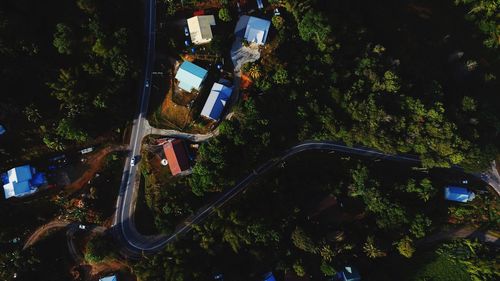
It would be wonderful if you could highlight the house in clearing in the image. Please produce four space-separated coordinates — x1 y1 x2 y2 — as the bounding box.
2 165 45 199
200 82 233 121
234 15 271 45
175 61 209 92
163 139 191 176
187 15 216 45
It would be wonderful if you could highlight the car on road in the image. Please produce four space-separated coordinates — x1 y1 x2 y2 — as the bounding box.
78 224 86 230
145 80 150 87
130 156 136 166
184 26 189 36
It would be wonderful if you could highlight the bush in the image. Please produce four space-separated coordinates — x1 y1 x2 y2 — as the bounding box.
395 236 415 258
272 16 285 30
84 234 117 263
218 8 232 22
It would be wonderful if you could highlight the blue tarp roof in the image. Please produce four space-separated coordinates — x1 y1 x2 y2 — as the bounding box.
3 165 35 199
0 125 5 135
444 186 475 203
263 272 276 281
175 61 208 92
31 172 46 186
200 83 233 121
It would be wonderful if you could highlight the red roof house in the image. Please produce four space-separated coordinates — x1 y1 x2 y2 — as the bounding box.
163 139 190 176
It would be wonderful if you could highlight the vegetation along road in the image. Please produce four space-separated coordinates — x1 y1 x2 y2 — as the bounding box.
108 0 500 259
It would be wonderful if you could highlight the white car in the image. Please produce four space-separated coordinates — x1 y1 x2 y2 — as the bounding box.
130 157 136 166
145 80 150 87
78 224 86 230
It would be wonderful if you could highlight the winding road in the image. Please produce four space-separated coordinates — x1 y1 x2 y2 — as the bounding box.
110 0 500 259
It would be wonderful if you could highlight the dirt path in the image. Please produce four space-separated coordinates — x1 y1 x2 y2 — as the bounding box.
77 260 136 281
64 144 128 196
23 219 71 249
418 225 500 247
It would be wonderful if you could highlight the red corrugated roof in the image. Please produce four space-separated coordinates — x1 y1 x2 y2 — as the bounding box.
163 139 190 176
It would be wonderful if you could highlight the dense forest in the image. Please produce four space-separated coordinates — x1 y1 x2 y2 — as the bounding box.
137 0 499 280
0 0 141 170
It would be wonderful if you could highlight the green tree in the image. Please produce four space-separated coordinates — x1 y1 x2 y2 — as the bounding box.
395 236 415 258
363 236 386 258
297 11 333 51
84 234 117 263
409 214 432 239
293 260 306 277
291 227 317 253
53 23 74 55
272 15 285 30
56 118 88 142
273 67 289 85
218 8 232 22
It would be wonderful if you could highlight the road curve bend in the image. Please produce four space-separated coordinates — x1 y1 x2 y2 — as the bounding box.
112 0 500 259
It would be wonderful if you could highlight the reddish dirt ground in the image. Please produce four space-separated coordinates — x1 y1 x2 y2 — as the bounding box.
64 145 127 196
240 73 253 89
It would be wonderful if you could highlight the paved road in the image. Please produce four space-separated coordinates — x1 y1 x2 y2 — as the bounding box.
111 0 500 258
111 0 157 257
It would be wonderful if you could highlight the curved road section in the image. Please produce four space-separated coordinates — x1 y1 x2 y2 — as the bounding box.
113 0 500 258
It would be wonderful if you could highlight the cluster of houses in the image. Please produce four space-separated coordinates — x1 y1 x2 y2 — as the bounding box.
1 164 46 199
175 14 271 123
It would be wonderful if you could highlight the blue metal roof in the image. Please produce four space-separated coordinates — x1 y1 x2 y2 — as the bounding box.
3 181 31 199
263 272 276 281
200 83 233 121
175 61 208 92
8 165 32 183
444 186 475 203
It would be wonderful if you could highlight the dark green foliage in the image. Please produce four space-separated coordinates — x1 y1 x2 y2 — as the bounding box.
84 233 117 263
53 23 74 55
454 0 500 48
218 8 231 22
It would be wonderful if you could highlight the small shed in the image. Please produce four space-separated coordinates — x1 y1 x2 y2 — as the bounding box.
444 186 475 203
175 61 208 92
200 83 233 121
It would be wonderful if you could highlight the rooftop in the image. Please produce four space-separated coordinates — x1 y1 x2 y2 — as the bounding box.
200 83 233 121
175 61 208 92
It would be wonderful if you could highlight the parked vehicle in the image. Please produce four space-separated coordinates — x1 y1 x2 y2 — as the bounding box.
184 26 189 36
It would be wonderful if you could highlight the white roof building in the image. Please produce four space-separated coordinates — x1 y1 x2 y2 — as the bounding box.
99 276 117 281
187 15 216 45
245 17 270 45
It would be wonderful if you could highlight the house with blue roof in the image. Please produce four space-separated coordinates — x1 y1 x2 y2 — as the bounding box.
444 186 475 203
99 275 117 281
234 16 271 45
200 82 233 121
175 61 208 92
2 165 45 199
